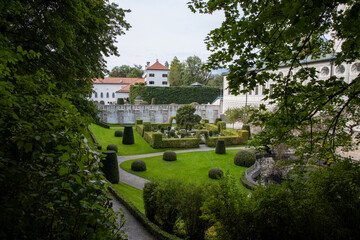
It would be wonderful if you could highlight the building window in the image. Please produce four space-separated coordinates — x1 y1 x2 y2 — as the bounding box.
162 81 168 85
112 92 115 98
106 92 109 98
149 81 154 85
335 65 345 74
270 84 275 95
162 74 168 77
255 86 259 95
149 73 155 77
94 92 98 98
262 85 266 95
100 92 103 98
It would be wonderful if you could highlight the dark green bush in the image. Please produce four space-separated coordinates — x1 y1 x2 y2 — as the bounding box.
209 130 213 137
217 121 226 132
215 139 226 154
233 150 256 167
242 125 251 138
143 181 159 222
151 97 157 105
101 150 119 184
208 168 224 179
213 130 219 135
170 130 176 137
95 121 110 128
95 144 102 150
163 151 177 161
117 98 124 105
106 144 118 153
123 126 135 145
131 160 146 172
114 130 123 137
135 119 143 125
214 118 222 125
143 122 151 132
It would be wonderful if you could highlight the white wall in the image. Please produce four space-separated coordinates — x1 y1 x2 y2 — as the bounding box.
91 84 122 104
223 60 360 113
145 69 170 87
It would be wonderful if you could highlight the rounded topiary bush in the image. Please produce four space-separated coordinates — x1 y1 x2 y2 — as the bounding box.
114 130 123 137
131 160 147 172
208 168 223 179
107 144 118 153
123 126 134 145
234 150 256 167
163 151 177 161
101 150 119 184
215 139 226 154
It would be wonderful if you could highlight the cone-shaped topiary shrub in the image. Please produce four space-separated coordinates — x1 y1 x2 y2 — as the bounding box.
101 150 119 184
106 144 118 153
208 168 223 179
163 151 177 161
234 150 256 167
215 139 226 154
131 160 147 171
242 125 251 138
123 126 134 145
114 130 123 137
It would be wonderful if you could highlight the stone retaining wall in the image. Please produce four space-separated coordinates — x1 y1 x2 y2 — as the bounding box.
97 104 221 124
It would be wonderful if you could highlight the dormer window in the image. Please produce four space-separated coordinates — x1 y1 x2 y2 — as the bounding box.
149 81 154 85
162 74 168 77
149 73 155 77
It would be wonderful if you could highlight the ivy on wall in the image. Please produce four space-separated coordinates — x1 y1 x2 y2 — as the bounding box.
129 86 220 104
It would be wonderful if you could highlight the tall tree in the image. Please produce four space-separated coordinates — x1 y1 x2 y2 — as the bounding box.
189 0 360 162
0 0 130 238
164 61 170 68
182 55 203 85
168 56 184 86
207 74 223 88
176 105 202 134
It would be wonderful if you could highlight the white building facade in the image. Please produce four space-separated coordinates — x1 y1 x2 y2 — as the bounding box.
223 55 360 113
144 61 170 87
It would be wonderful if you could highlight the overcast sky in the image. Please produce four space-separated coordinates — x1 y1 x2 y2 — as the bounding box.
105 0 224 72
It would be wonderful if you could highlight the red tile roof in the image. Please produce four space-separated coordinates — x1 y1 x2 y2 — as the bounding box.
93 77 144 84
116 78 145 93
146 61 170 71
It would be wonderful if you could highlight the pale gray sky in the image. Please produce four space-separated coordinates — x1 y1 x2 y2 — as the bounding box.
106 0 224 72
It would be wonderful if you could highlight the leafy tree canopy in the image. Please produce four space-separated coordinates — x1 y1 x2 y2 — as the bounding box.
0 0 130 238
189 0 360 162
110 65 144 78
176 105 202 133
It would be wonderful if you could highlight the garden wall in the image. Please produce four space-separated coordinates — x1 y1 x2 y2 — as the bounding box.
97 104 221 124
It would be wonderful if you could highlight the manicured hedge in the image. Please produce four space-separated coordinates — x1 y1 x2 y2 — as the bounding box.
169 116 176 125
206 136 247 147
162 138 201 148
94 121 110 129
240 171 257 190
136 124 145 136
129 85 219 104
108 186 182 240
217 121 226 132
215 139 226 154
135 119 143 125
123 126 135 145
204 123 218 131
101 150 119 184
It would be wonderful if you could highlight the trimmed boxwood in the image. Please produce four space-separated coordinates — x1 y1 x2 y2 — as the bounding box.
106 144 118 153
135 119 143 125
163 151 177 161
215 139 226 154
114 130 123 137
101 150 119 184
242 125 251 138
234 150 256 167
131 160 147 172
208 167 224 179
123 126 135 145
217 121 226 132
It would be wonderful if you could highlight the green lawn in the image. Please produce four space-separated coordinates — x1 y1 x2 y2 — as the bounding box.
111 182 145 214
90 124 173 156
120 149 251 194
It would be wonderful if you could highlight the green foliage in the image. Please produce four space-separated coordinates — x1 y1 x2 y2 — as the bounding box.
151 98 157 105
117 98 125 105
188 0 360 161
215 139 226 154
110 65 144 78
135 119 143 125
214 118 221 126
95 121 110 129
208 168 224 179
122 126 135 145
131 160 147 172
206 136 247 147
163 151 177 161
101 151 119 184
225 106 256 127
152 132 163 149
162 138 201 148
176 105 201 133
143 122 152 132
129 85 219 104
0 0 129 238
114 130 123 137
202 118 209 124
217 121 226 132
169 116 176 125
234 150 256 167
107 144 118 153
143 180 210 238
241 125 251 138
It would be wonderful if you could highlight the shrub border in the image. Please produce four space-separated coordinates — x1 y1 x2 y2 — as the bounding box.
108 186 182 240
240 171 257 191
